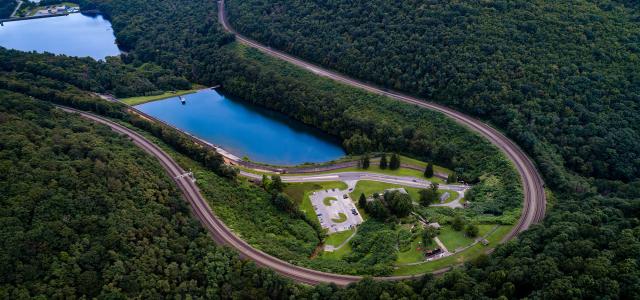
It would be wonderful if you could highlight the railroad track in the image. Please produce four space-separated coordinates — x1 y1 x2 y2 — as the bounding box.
54 1 546 285
216 0 546 274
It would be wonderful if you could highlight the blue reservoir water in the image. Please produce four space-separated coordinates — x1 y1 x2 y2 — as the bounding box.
135 89 345 166
0 13 119 60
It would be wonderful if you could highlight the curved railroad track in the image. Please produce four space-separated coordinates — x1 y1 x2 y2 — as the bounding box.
56 1 546 285
217 0 546 242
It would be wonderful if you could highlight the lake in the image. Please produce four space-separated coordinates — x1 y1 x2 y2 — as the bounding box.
135 89 346 166
0 13 120 60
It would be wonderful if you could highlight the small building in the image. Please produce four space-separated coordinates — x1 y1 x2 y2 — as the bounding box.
427 222 441 229
385 188 407 194
439 192 450 203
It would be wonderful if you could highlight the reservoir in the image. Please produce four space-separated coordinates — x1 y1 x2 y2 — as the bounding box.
0 13 119 60
135 89 346 166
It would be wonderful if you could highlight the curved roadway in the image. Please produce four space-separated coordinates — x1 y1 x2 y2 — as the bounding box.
217 0 546 242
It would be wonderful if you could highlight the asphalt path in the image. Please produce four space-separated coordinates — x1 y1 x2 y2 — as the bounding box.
218 0 546 242
241 170 468 191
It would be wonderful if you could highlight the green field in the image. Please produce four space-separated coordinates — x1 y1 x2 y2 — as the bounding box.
323 197 337 206
396 238 425 264
349 180 422 202
438 226 475 251
290 164 446 184
325 229 355 247
393 225 512 275
320 242 352 260
120 88 202 105
438 190 459 203
331 213 347 223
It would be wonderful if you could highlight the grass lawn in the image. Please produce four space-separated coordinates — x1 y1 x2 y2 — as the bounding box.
350 180 422 202
323 197 337 206
283 181 348 224
324 229 355 247
437 190 460 203
331 213 347 223
400 155 452 174
320 242 352 260
294 165 446 184
396 238 425 264
393 225 512 275
120 88 203 105
438 225 475 251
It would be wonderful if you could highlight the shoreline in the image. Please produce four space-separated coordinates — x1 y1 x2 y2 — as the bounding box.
120 87 207 106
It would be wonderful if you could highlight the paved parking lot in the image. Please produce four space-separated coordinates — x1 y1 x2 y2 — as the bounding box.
310 187 363 233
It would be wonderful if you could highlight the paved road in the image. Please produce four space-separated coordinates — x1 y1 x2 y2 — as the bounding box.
10 0 22 18
218 0 545 242
241 170 468 192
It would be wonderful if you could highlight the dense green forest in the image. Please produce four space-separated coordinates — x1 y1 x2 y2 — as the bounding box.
1 0 639 297
0 0 17 18
0 93 303 298
84 0 521 217
227 0 640 184
0 49 191 98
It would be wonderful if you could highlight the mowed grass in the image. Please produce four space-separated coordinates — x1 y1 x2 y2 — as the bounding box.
438 226 475 251
396 238 425 264
438 190 460 203
320 242 352 260
350 180 422 202
331 213 347 223
325 229 355 247
120 88 203 105
296 165 446 184
323 197 337 206
393 225 512 275
283 181 348 224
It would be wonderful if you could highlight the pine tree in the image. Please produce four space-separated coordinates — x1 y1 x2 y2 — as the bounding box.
389 153 400 170
358 193 367 208
447 172 458 184
380 153 388 169
271 175 283 192
424 163 434 178
362 153 370 169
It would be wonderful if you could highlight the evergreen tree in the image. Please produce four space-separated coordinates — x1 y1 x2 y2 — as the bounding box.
271 175 284 192
451 215 465 231
358 193 367 208
422 226 439 246
464 223 479 237
447 172 458 184
389 153 400 170
419 183 439 206
379 153 388 169
424 163 434 178
362 153 370 169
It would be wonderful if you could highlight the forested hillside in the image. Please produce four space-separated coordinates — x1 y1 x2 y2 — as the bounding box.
83 0 521 218
0 93 301 298
0 49 191 98
227 0 640 184
0 0 17 18
1 0 639 297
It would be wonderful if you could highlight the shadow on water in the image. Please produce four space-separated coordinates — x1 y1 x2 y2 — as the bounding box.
221 91 345 147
